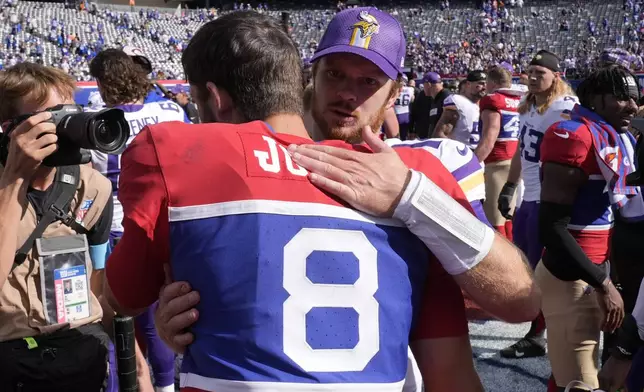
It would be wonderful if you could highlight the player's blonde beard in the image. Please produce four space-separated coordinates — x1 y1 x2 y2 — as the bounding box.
308 93 388 144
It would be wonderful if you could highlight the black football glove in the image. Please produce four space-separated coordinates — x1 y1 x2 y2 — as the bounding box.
498 182 518 219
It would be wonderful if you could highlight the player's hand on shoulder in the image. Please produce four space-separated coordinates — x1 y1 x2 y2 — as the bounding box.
155 265 201 354
287 125 411 217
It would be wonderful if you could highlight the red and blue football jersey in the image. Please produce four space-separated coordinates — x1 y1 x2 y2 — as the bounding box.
479 90 521 163
541 120 613 263
106 121 474 391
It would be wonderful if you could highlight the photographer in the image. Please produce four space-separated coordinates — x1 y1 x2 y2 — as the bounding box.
0 63 116 390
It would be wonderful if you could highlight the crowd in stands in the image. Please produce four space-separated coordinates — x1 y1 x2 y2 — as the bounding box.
2 0 644 81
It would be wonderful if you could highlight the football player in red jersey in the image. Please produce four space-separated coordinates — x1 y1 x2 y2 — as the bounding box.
104 10 492 392
474 66 525 239
151 9 486 391
148 8 536 390
537 65 635 390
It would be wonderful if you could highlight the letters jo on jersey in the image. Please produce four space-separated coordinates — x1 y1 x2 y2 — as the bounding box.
241 133 308 179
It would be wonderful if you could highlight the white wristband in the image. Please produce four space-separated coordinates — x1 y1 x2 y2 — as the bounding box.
393 170 495 275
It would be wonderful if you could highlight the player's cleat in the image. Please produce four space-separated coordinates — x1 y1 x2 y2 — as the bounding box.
499 337 546 358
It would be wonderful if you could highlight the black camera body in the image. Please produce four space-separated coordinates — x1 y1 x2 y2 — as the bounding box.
0 104 129 167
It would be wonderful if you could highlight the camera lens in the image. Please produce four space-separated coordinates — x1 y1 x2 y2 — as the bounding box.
58 108 129 155
94 120 111 144
92 117 126 152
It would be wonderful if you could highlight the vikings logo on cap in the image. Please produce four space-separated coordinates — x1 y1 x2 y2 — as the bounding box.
350 11 379 49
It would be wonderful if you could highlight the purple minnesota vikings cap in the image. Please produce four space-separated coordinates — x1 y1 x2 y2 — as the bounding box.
422 72 441 84
310 7 406 80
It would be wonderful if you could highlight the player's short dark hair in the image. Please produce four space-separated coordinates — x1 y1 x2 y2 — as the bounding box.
577 65 640 108
182 11 303 121
89 49 152 106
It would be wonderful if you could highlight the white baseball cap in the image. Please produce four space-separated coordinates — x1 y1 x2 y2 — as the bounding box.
122 45 152 74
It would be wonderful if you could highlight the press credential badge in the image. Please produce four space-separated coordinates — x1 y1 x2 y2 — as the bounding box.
54 265 90 323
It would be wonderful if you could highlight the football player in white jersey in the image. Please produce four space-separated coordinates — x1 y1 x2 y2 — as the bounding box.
385 137 487 221
89 48 189 392
432 70 487 149
498 50 578 367
89 49 190 236
152 10 538 392
157 70 488 392
393 74 415 140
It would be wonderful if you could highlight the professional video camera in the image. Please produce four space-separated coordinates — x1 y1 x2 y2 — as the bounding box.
0 104 129 167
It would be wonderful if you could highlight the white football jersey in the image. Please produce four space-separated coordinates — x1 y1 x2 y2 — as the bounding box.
443 94 480 149
91 99 190 233
386 138 486 203
394 86 415 115
518 94 578 202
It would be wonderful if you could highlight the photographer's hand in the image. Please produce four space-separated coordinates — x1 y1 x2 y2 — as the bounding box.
2 111 58 183
0 112 57 290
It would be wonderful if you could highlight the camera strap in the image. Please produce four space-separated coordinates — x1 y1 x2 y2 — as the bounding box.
13 165 88 271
